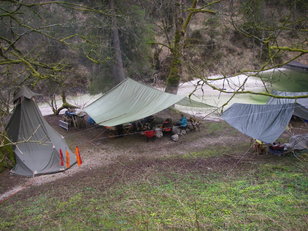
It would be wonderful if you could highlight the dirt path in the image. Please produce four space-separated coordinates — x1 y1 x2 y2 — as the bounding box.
0 114 249 202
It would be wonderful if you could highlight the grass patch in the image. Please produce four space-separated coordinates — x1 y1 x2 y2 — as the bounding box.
180 143 251 159
259 69 308 92
249 95 269 104
0 151 307 230
206 122 229 135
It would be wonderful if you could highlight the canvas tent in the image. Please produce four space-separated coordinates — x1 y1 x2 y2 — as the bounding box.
222 91 308 144
6 86 76 177
85 78 209 127
284 61 308 72
267 90 308 120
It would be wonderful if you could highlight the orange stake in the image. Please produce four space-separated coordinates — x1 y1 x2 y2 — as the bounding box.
75 146 82 166
66 150 70 168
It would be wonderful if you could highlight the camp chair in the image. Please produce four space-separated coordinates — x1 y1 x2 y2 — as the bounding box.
162 118 173 135
63 111 75 127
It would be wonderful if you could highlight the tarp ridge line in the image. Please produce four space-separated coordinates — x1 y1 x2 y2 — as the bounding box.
222 103 302 120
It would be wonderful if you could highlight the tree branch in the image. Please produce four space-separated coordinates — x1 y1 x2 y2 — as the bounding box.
270 46 308 53
148 42 171 51
9 0 114 16
204 80 308 99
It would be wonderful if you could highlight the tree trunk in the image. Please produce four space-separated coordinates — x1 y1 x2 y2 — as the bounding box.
165 0 195 94
53 90 78 115
109 0 126 84
165 16 184 94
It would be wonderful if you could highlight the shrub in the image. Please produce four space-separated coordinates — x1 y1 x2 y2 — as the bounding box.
0 133 15 173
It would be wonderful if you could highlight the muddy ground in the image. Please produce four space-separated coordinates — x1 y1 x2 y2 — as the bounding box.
0 109 306 201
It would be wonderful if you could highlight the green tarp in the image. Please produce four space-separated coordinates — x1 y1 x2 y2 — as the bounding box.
85 78 209 127
6 87 76 177
176 97 214 108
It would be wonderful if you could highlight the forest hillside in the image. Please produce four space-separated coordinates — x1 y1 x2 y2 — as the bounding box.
0 0 307 126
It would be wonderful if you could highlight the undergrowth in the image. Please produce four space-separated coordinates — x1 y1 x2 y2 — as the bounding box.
0 133 15 173
0 150 307 231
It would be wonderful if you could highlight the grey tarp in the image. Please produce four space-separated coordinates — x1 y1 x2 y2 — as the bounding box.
222 90 308 143
267 90 308 120
6 87 76 177
84 78 209 127
221 103 295 144
284 61 308 72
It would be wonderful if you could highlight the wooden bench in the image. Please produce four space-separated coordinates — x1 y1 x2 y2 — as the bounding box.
59 120 69 131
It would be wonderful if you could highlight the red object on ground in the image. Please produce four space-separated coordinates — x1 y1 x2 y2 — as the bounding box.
59 149 64 166
143 130 156 138
162 127 172 132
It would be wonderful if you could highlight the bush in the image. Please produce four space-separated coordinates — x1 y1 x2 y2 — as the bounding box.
0 133 15 173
